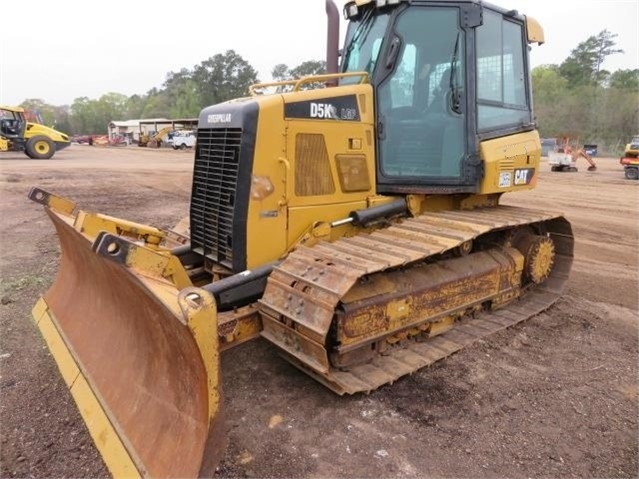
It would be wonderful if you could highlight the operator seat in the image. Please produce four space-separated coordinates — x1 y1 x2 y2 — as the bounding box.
1 119 23 137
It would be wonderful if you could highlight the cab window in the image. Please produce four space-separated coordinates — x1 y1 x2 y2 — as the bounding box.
476 10 530 131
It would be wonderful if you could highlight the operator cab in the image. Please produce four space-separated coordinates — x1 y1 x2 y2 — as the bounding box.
0 108 26 139
341 0 537 193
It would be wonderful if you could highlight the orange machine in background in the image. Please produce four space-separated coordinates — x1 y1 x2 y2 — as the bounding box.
548 136 597 172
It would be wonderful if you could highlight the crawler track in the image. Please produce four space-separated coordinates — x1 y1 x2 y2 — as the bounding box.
259 205 573 394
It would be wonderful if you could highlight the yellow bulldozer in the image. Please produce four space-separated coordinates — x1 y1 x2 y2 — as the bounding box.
29 1 573 477
1 105 70 159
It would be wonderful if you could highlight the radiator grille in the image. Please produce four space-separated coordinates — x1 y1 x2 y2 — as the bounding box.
190 128 242 267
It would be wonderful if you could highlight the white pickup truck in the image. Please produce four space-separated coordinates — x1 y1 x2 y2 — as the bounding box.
170 130 196 150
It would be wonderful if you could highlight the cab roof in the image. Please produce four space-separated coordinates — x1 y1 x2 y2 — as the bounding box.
0 105 25 113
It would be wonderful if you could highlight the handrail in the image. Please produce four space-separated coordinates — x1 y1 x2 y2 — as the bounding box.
249 71 369 96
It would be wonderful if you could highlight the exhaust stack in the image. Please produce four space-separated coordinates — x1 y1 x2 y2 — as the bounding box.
326 0 340 74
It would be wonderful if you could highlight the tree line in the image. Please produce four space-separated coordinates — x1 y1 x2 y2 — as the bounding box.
17 30 638 155
532 30 638 155
19 51 326 139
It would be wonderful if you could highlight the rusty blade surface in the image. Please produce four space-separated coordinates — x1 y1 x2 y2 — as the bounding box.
43 209 223 478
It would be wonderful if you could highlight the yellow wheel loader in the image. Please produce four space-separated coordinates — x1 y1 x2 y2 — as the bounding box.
1 105 70 159
29 1 573 477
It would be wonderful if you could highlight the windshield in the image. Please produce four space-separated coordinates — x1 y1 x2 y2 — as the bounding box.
377 6 466 180
341 10 390 80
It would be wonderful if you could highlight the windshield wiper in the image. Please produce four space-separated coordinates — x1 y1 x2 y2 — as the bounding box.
342 8 375 72
449 32 462 114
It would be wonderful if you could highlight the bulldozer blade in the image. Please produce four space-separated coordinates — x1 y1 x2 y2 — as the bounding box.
32 208 225 478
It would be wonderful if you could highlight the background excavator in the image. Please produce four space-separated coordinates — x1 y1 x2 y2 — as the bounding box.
548 136 597 172
29 1 573 477
138 125 173 147
1 105 70 159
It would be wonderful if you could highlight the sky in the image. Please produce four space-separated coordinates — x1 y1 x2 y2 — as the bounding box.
1 0 637 107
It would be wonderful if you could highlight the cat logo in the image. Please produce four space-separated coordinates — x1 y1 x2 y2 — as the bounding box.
514 168 535 185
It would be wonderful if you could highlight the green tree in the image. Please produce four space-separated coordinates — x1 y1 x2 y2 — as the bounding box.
559 30 623 86
69 97 97 134
609 69 639 90
140 88 172 118
271 63 289 82
163 68 202 117
532 65 568 100
52 106 72 134
96 92 128 123
602 87 639 145
20 98 56 125
591 30 623 80
289 60 326 78
69 93 128 134
270 60 327 91
124 94 148 119
192 50 259 107
532 65 569 135
272 60 326 81
170 78 201 117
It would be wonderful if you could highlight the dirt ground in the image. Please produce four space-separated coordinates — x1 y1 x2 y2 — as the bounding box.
0 145 637 478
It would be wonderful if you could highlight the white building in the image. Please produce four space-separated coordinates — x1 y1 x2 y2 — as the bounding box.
107 118 170 142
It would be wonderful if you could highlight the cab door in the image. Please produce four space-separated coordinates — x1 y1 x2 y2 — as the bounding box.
374 5 475 192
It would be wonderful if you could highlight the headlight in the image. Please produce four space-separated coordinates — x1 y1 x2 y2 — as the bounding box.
250 175 275 201
343 1 359 19
376 0 401 7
